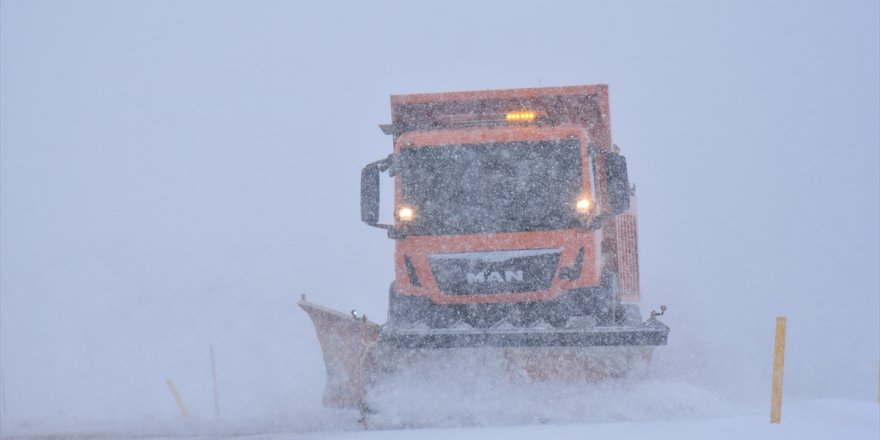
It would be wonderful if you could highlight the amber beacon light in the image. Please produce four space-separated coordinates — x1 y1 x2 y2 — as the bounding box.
505 110 537 122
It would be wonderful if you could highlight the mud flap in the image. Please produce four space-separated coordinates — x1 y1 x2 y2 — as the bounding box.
298 297 380 409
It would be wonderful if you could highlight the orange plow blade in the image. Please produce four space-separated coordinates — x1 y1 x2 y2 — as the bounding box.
298 296 380 408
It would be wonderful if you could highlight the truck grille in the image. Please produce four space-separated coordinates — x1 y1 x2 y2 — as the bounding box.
428 249 561 295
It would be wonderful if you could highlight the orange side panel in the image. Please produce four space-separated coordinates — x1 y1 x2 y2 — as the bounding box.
615 196 640 302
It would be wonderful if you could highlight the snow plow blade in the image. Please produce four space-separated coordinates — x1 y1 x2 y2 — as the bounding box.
300 295 669 411
298 296 379 408
380 322 668 349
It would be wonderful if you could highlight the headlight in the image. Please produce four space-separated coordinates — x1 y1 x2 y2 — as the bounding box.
576 197 592 213
397 206 415 221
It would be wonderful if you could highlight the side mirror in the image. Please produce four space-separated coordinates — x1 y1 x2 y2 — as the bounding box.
605 152 631 215
360 157 393 228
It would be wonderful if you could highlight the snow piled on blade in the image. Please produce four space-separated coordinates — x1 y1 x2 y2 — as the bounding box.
360 348 724 429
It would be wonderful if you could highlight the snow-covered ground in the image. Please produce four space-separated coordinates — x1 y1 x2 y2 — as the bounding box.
302 400 878 440
298 400 878 440
2 398 877 439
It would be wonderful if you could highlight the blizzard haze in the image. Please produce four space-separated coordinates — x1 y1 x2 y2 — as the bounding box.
1 0 878 433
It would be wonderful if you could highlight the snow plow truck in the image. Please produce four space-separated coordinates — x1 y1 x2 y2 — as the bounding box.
299 85 669 419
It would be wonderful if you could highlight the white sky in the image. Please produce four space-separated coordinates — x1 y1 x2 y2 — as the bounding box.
1 0 878 427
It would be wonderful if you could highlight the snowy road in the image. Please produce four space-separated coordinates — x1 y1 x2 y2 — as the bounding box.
293 401 879 440
2 399 877 440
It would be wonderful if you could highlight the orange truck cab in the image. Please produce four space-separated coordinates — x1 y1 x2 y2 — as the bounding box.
360 85 659 345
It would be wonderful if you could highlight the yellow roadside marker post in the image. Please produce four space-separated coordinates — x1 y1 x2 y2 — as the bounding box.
166 379 190 418
770 317 787 424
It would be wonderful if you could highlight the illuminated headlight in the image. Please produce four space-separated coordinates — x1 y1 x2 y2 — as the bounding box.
397 206 415 221
576 198 592 213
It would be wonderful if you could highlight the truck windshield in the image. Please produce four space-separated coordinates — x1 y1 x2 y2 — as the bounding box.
398 139 584 235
